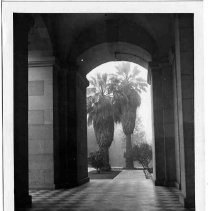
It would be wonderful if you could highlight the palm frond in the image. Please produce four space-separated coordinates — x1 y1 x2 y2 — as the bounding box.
122 62 131 76
115 62 131 78
90 76 98 87
130 65 140 79
96 73 102 82
102 73 108 85
135 77 147 84
87 87 97 95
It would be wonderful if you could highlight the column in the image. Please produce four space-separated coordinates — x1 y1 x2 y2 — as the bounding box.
175 14 195 208
162 63 176 186
74 71 90 183
170 47 182 189
14 14 34 208
53 61 89 188
151 63 166 186
54 62 76 188
151 60 176 187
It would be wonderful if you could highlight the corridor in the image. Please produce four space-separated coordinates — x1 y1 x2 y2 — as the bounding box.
23 170 194 211
10 14 196 210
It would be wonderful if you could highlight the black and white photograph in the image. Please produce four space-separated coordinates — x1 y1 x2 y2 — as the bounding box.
1 1 207 211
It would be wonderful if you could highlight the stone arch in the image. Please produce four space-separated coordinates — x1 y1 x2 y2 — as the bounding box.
79 41 153 169
76 41 152 75
51 17 160 189
70 17 157 63
69 27 175 190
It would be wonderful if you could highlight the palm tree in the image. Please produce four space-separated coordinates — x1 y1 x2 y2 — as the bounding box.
109 62 148 169
87 73 114 171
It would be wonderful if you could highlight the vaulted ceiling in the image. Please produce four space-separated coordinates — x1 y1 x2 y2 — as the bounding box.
29 13 174 63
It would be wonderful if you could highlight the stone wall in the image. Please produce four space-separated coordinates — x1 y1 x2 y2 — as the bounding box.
28 63 54 189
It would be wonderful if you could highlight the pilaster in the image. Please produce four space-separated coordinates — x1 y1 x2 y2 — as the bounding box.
14 14 34 208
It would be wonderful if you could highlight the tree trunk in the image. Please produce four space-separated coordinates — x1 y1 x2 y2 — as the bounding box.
100 147 111 171
125 134 134 169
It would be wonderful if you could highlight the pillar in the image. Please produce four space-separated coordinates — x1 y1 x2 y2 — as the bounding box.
151 62 166 186
14 14 34 208
162 62 176 186
53 62 72 188
151 59 176 187
74 70 90 183
174 14 195 208
170 47 182 189
53 61 89 188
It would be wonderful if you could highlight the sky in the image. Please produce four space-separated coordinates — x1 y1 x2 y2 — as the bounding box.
86 61 153 143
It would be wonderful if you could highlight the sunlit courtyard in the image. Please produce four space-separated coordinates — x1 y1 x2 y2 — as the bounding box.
86 61 153 172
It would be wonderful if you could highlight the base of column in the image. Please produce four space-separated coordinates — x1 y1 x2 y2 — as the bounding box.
55 181 78 189
179 193 195 208
153 179 165 186
153 179 176 187
55 177 90 189
78 177 90 185
175 182 181 189
164 180 176 187
15 194 32 208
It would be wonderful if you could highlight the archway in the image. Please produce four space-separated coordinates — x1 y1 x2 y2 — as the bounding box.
76 42 154 175
51 16 160 190
86 61 153 176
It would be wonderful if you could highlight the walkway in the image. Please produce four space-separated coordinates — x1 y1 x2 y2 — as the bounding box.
23 170 194 211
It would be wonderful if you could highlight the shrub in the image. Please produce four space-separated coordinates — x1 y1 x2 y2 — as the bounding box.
132 142 152 169
89 151 104 173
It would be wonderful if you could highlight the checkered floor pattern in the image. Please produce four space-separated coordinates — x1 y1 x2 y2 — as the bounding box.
21 170 194 211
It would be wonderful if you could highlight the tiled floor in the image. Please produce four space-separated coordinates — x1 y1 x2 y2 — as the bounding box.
22 170 194 211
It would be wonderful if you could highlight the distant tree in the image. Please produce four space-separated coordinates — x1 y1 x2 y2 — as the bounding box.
132 116 147 146
87 73 114 171
109 62 148 169
132 142 152 169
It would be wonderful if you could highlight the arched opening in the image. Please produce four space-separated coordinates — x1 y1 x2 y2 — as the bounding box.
76 41 154 179
86 61 154 179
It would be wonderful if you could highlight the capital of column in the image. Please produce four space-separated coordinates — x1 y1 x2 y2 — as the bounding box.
68 61 89 89
54 59 89 89
149 57 170 71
